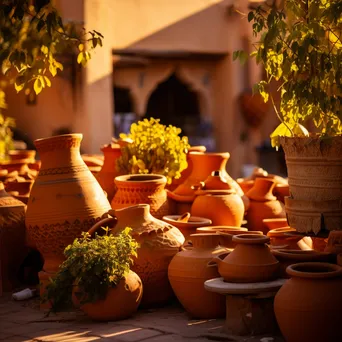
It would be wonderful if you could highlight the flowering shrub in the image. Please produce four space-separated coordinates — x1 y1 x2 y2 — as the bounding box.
116 118 190 184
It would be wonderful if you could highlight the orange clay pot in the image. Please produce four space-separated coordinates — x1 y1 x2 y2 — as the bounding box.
72 270 143 321
246 178 286 234
9 150 36 162
168 233 228 318
25 134 111 274
274 262 342 342
209 234 279 283
111 174 169 219
262 218 289 232
0 159 38 180
267 227 304 250
95 143 122 202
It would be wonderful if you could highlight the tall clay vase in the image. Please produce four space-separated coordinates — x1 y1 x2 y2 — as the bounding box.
246 178 286 234
95 143 122 202
274 262 342 342
25 134 112 275
111 174 169 219
168 234 228 318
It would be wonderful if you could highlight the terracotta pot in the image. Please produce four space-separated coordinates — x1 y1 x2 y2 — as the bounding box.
246 178 286 234
274 184 290 203
9 150 36 162
262 218 289 232
72 270 143 321
5 180 33 196
191 189 245 227
168 233 228 318
162 214 212 243
95 143 122 202
324 231 342 255
25 134 111 274
271 249 335 278
209 234 279 283
274 262 342 342
111 174 169 219
0 159 37 180
267 227 304 250
0 182 28 293
97 204 184 308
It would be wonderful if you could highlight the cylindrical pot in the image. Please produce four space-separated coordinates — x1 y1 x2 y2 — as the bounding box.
209 234 279 283
111 174 169 219
95 143 122 202
168 233 228 318
246 178 286 234
72 270 143 321
274 262 342 342
25 134 111 274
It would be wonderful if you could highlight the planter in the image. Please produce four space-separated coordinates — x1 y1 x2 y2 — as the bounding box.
274 262 342 342
112 174 169 219
168 233 228 318
72 270 143 321
25 134 111 274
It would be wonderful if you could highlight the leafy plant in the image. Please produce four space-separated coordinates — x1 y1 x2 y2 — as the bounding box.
0 94 15 161
117 118 190 184
43 227 139 313
235 0 342 147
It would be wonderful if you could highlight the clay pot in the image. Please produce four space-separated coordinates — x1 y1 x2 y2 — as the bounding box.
246 178 286 234
262 218 289 231
271 249 335 278
72 270 143 321
191 188 245 227
162 214 212 243
95 143 122 202
9 150 36 162
267 228 304 250
111 174 169 219
168 233 228 318
25 134 111 274
0 160 37 180
94 204 185 308
274 262 342 342
274 184 290 203
324 231 342 255
209 234 279 283
0 182 27 293
5 180 33 196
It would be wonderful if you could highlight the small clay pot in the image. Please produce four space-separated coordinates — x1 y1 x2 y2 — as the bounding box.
267 227 303 250
262 218 289 232
9 150 36 162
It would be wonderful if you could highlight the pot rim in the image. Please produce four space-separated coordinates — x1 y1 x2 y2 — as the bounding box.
287 262 342 279
232 233 269 244
272 248 332 260
197 226 248 232
162 215 212 226
35 133 83 144
115 174 167 184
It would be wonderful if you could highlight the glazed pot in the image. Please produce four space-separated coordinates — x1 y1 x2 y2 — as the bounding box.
274 262 342 342
95 143 122 202
168 233 228 318
25 134 111 274
271 249 335 278
246 178 286 234
111 174 169 219
72 270 143 321
209 234 279 283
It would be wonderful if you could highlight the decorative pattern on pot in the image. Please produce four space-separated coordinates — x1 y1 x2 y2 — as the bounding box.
274 262 342 342
168 233 228 318
25 134 111 275
245 178 286 234
111 174 169 219
209 234 279 283
95 142 122 202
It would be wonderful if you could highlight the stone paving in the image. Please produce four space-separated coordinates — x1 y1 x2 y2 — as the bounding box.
0 293 284 342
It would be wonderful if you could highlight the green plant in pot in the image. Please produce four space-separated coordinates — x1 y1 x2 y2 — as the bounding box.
235 0 342 235
43 227 143 321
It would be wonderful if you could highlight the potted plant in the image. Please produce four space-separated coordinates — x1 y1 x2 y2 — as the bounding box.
43 227 143 321
235 0 342 234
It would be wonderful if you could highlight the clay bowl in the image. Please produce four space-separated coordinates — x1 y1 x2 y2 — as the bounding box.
262 218 289 232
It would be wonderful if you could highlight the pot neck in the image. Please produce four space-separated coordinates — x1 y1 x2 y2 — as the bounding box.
189 153 229 178
246 178 276 201
114 204 152 224
191 233 221 249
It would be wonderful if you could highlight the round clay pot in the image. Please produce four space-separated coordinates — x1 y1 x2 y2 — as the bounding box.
271 249 335 278
191 189 245 227
95 143 122 202
72 270 143 321
25 134 111 274
0 159 37 180
112 174 169 219
262 218 289 232
162 214 212 243
9 150 36 162
209 234 279 283
168 233 228 318
274 262 342 342
267 227 305 250
246 178 286 234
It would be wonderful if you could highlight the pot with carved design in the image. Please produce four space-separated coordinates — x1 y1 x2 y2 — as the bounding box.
25 134 111 276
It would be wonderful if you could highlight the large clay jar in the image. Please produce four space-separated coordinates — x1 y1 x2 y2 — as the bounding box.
274 262 342 342
72 270 143 321
25 134 111 275
96 143 122 202
209 234 279 283
111 174 169 219
100 204 185 308
246 178 286 234
0 182 27 293
168 233 228 318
